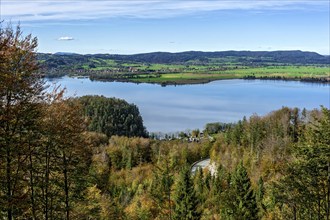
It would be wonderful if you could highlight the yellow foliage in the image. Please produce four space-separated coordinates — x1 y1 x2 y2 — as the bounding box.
125 194 157 220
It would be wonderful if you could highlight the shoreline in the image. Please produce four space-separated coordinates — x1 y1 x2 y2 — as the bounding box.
45 74 330 86
89 75 330 86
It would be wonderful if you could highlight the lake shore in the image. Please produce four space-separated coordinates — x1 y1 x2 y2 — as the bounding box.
73 66 330 85
87 74 330 86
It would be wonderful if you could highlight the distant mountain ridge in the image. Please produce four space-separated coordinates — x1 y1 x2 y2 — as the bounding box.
43 50 329 65
53 52 80 56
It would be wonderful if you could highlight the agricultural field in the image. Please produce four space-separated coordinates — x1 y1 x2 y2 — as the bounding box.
129 66 329 84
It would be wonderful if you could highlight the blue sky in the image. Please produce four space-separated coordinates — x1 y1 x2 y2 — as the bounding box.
1 0 329 55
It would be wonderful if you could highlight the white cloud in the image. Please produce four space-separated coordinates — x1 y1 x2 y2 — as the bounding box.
1 0 327 22
58 36 74 41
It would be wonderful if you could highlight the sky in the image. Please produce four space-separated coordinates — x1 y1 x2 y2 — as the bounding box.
1 0 329 55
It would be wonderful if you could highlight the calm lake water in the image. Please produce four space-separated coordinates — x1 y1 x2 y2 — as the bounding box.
47 77 330 133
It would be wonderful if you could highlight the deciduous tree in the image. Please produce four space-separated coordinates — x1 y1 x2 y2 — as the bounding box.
0 23 44 219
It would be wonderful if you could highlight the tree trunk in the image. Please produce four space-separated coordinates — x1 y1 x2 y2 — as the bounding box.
45 144 50 220
63 152 70 220
293 205 296 220
5 93 13 220
29 145 37 220
318 194 321 220
327 162 330 220
167 163 172 220
6 145 12 220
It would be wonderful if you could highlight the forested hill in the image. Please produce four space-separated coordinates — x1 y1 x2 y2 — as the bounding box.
105 50 329 64
38 50 329 66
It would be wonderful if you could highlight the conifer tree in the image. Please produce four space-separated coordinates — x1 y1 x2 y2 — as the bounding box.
173 166 201 220
150 157 174 219
193 168 204 204
275 107 330 219
226 162 259 220
256 177 266 217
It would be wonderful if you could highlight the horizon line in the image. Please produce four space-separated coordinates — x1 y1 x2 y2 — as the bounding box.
39 50 330 56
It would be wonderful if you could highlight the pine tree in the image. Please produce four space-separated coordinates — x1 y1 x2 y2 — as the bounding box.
193 167 204 204
256 177 266 217
150 157 174 219
173 166 201 220
274 107 330 219
226 162 259 220
203 165 227 218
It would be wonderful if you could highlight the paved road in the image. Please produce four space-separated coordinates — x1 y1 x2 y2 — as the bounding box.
191 158 210 173
191 158 216 175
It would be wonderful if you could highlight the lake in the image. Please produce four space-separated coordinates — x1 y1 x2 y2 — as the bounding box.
47 77 330 133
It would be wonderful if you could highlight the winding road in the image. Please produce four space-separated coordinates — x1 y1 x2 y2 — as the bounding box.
191 158 217 175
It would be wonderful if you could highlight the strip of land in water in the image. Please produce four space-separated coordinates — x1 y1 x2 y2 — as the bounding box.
39 51 330 85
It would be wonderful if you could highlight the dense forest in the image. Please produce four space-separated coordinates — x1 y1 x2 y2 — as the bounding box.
1 25 330 220
78 95 148 138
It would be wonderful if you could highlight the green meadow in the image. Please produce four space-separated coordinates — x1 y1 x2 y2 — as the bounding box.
129 65 330 84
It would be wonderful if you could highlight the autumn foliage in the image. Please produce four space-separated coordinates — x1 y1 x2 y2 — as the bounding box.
1 24 329 220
